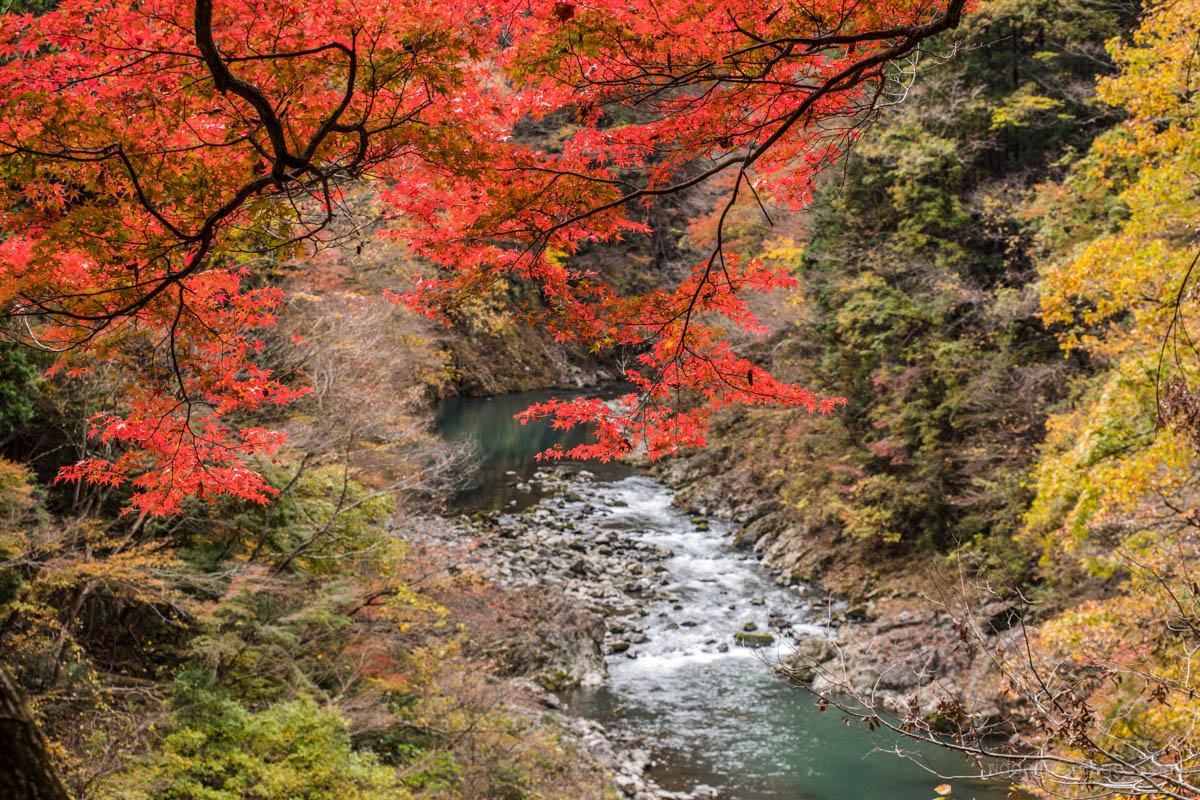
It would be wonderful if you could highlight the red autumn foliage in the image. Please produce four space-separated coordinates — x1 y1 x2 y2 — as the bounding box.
0 0 968 512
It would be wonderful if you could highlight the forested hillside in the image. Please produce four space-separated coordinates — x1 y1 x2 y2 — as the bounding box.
673 0 1130 567
2 0 1199 798
671 0 1200 793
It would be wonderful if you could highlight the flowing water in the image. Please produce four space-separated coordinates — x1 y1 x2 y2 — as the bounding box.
436 390 1009 800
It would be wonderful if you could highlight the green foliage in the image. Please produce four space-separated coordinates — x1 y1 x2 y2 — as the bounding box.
360 725 463 793
185 576 358 703
104 675 410 800
0 0 58 15
174 458 396 575
0 344 38 444
732 0 1130 561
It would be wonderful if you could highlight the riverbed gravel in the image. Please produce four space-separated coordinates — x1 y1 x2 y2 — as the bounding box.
425 465 1013 799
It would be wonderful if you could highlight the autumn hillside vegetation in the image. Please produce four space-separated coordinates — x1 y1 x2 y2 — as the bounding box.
5 0 1200 797
668 0 1200 795
675 0 1127 565
0 236 612 799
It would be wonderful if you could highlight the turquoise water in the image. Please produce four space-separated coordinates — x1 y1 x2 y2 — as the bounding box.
436 390 1010 800
577 659 1000 800
434 387 629 510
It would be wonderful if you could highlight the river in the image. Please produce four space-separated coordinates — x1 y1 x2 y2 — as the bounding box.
436 389 1010 800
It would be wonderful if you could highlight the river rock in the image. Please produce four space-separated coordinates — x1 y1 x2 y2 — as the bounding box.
430 464 1007 800
736 511 781 550
733 631 774 648
780 633 837 682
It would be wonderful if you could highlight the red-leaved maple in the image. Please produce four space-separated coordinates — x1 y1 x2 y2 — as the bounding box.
0 0 967 513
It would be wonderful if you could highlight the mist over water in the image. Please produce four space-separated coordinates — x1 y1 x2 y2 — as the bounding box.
437 390 1009 800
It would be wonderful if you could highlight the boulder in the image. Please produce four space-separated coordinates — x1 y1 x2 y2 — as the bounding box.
781 634 836 682
733 632 775 648
734 512 780 550
792 633 836 663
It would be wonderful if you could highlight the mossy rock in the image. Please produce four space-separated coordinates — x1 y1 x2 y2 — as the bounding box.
742 621 758 632
470 509 499 526
534 669 581 693
733 632 774 648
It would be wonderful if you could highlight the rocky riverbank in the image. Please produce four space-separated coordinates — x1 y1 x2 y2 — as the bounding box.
424 463 1018 799
426 467 759 799
655 454 1024 727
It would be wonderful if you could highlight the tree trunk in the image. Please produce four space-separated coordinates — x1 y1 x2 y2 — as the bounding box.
0 665 71 800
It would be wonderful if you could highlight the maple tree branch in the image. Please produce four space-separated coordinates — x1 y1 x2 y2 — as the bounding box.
194 0 304 175
300 31 359 163
493 2 967 454
110 144 190 241
520 0 967 251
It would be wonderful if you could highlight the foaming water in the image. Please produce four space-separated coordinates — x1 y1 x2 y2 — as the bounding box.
561 475 1008 800
579 475 818 662
436 393 1009 800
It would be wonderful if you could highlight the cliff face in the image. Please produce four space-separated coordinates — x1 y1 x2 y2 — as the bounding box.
444 325 613 397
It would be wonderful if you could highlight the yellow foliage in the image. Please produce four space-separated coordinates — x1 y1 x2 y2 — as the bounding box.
1032 0 1200 550
989 84 1066 130
1022 4 1200 794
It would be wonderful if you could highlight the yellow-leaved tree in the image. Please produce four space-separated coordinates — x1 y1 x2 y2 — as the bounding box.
1019 1 1200 795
